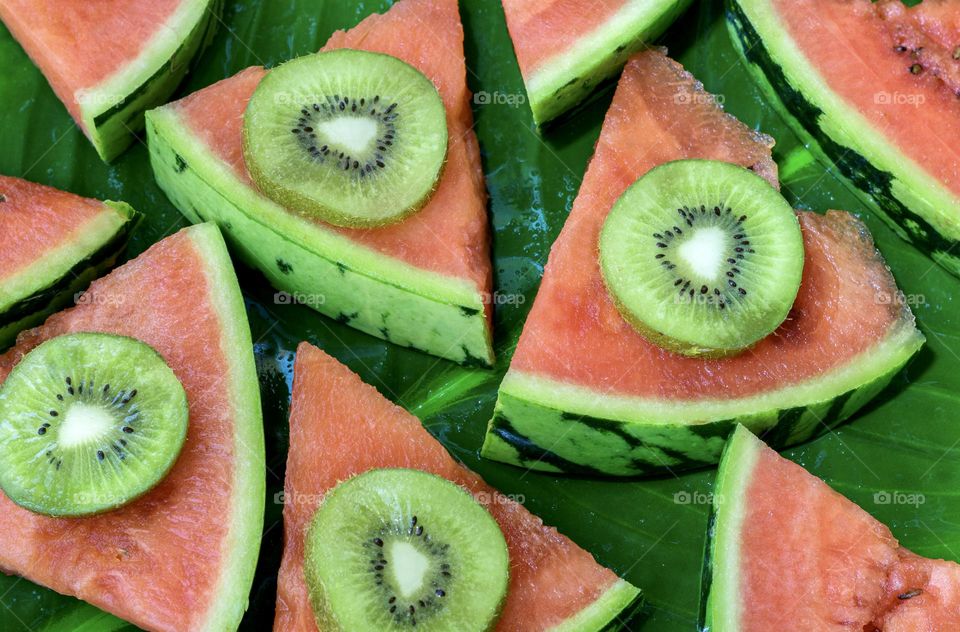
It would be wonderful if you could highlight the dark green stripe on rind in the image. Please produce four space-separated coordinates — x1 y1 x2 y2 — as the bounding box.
483 354 911 476
87 0 222 161
145 113 494 367
0 204 139 349
726 0 960 278
698 500 719 632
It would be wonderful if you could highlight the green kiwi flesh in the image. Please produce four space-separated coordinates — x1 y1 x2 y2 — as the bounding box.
305 468 509 632
242 49 448 228
600 159 805 356
0 333 188 516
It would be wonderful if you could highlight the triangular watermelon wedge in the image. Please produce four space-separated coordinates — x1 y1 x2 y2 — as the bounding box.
276 342 642 631
500 0 691 126
146 0 494 367
0 0 220 161
0 176 138 348
0 223 264 630
704 425 960 630
481 49 924 477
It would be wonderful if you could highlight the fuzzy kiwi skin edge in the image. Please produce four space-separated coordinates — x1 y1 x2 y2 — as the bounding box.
0 333 189 517
240 52 450 230
302 468 509 632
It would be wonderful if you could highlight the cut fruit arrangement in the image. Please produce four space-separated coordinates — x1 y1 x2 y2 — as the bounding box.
276 342 643 631
0 0 956 629
483 49 924 476
146 0 495 367
0 224 264 630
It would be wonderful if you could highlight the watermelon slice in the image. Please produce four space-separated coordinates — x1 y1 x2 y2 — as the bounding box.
0 176 138 349
703 425 960 630
146 0 494 367
275 342 643 631
728 0 960 278
481 50 925 477
0 0 220 162
0 223 264 630
500 0 691 126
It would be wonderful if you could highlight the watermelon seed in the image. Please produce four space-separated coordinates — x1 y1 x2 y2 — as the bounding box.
910 63 923 75
899 589 923 600
954 47 960 60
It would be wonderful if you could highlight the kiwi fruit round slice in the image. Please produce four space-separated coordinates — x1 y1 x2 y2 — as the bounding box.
242 49 448 228
305 468 509 631
599 159 804 356
0 333 188 516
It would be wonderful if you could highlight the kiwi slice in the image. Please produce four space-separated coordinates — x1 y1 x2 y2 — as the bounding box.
599 159 804 356
242 49 448 227
305 468 509 631
0 333 188 516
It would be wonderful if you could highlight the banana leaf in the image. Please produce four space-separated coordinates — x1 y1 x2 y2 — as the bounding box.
0 1 955 630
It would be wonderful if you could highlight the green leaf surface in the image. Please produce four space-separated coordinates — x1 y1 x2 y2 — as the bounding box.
0 1 957 630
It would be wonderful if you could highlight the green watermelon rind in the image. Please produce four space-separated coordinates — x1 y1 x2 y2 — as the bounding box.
520 0 692 127
481 319 923 476
77 0 222 161
698 424 760 632
182 223 265 630
0 201 139 349
548 579 643 631
726 0 960 278
144 105 495 368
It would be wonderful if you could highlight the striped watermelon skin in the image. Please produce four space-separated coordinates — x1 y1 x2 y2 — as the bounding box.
146 0 496 366
727 0 960 279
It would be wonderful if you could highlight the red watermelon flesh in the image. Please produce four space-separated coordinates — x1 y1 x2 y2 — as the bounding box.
0 224 263 631
169 0 491 296
768 0 960 199
0 0 187 124
877 0 960 96
713 427 960 630
501 0 624 76
275 342 640 631
0 176 120 278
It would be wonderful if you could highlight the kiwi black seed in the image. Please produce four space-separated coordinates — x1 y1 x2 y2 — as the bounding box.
599 159 805 357
304 468 509 631
0 333 188 516
242 49 448 228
